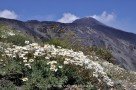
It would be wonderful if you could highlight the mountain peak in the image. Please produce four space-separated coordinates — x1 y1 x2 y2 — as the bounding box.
72 17 103 26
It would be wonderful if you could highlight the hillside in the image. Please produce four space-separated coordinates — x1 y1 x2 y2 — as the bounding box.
0 17 136 89
0 17 136 71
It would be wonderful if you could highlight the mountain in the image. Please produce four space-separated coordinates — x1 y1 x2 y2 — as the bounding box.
0 17 136 71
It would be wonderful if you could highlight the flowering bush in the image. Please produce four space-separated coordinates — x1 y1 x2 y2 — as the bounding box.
0 41 116 89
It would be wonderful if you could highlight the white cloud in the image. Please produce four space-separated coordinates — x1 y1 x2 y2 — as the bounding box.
57 12 135 33
58 13 79 23
0 10 18 19
91 11 116 24
58 12 116 24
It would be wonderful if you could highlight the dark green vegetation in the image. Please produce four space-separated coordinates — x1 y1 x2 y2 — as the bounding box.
89 46 115 64
45 38 71 49
0 54 98 89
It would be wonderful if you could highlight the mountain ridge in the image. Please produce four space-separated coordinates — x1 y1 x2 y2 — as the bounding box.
0 17 135 34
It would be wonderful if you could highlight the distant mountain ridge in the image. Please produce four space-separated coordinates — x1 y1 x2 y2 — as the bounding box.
0 17 136 71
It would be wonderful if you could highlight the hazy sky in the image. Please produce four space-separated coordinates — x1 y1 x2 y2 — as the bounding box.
0 0 136 33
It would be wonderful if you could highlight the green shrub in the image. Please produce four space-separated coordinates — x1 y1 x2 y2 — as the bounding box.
45 38 70 48
0 54 98 90
96 49 113 61
2 34 32 46
89 46 115 63
0 24 33 46
0 79 16 90
23 57 95 89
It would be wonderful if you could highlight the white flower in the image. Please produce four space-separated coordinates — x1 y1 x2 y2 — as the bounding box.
6 54 12 57
58 66 63 68
107 81 114 86
45 56 50 60
65 58 70 61
24 63 30 66
96 56 99 59
8 32 15 36
19 54 25 58
31 43 38 47
84 59 90 65
3 64 6 66
64 61 69 64
57 46 61 49
29 59 34 62
24 63 31 69
13 55 16 58
54 69 58 72
23 57 27 60
0 59 3 61
93 72 98 78
1 35 7 38
23 60 27 63
50 64 57 71
25 41 29 44
5 50 9 53
47 61 57 65
44 45 48 49
51 61 57 64
3 42 114 86
34 52 39 56
22 77 28 81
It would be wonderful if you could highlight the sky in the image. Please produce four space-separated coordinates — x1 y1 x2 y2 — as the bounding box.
0 0 136 33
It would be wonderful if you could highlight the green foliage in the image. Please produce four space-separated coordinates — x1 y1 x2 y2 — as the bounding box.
0 59 22 75
0 54 97 90
90 46 115 63
0 80 16 90
5 34 32 46
0 24 33 46
45 38 70 48
23 57 96 89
